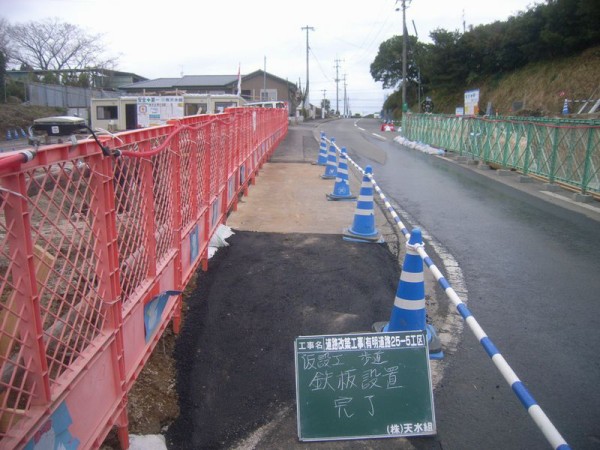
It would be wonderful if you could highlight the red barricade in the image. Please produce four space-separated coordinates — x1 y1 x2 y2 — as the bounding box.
0 107 287 449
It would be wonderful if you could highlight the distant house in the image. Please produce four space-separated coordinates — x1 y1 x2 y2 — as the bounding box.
118 70 299 116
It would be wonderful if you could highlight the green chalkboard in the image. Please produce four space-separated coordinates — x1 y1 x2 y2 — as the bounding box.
294 331 435 441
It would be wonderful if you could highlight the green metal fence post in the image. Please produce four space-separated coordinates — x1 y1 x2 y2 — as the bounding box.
523 123 532 175
548 126 560 185
581 127 594 195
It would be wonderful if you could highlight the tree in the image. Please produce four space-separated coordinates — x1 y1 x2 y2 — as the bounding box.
0 50 5 102
7 18 117 71
0 18 12 61
370 35 423 89
320 98 331 115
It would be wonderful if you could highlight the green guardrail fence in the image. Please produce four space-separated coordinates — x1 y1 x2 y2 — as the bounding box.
401 114 600 195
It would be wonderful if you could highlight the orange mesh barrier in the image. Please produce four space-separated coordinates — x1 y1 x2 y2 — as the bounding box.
0 107 287 449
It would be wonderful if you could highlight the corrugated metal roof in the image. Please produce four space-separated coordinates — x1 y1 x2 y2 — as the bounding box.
119 75 238 90
175 75 238 87
119 78 182 89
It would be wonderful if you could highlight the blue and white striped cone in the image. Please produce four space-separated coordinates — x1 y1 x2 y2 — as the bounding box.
342 165 382 243
327 147 356 201
6 129 13 141
382 228 443 359
562 99 569 115
314 132 328 166
321 138 337 179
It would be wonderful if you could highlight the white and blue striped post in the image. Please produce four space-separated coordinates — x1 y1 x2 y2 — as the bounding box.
343 165 382 243
321 138 337 179
327 148 356 201
315 132 328 165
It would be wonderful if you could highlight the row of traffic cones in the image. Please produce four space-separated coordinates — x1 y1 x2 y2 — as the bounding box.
5 128 28 141
317 133 443 359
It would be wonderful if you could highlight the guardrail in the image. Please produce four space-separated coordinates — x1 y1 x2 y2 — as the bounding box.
0 107 287 449
402 113 600 195
328 138 571 450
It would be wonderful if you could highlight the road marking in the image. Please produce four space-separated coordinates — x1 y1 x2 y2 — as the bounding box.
371 133 386 141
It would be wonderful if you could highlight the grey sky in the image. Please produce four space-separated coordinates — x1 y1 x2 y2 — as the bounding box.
3 0 538 114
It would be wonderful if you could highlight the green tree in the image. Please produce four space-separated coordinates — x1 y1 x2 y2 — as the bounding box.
426 29 467 89
370 35 423 89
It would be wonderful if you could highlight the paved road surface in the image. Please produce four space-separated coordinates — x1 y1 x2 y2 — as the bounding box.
319 118 600 450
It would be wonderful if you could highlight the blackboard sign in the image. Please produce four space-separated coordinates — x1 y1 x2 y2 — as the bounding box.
295 331 435 441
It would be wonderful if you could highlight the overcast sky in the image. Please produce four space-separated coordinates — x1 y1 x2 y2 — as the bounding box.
3 0 538 115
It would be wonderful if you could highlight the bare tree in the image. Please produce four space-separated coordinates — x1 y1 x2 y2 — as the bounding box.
7 17 117 71
0 17 12 62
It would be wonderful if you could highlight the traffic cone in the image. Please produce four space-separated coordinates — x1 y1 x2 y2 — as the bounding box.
321 138 337 179
327 147 356 201
20 128 27 138
382 228 443 359
314 132 328 166
342 165 382 243
562 99 569 115
6 129 13 141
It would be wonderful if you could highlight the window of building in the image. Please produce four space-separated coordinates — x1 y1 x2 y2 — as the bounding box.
215 102 237 113
260 89 278 102
97 105 118 120
185 103 208 115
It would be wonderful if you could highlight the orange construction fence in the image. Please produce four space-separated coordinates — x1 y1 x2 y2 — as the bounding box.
0 106 288 449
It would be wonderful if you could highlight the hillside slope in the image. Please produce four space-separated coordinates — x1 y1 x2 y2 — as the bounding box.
429 45 600 117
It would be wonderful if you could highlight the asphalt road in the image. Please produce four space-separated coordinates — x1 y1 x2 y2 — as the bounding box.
319 118 600 450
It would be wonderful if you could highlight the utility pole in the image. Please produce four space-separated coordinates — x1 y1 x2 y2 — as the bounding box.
263 56 267 100
334 58 343 115
412 19 421 112
396 0 411 111
301 26 315 111
321 89 327 118
343 74 347 117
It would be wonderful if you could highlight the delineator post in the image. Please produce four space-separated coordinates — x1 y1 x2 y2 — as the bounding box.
383 228 443 359
321 138 338 179
342 166 382 243
315 132 328 166
327 147 356 201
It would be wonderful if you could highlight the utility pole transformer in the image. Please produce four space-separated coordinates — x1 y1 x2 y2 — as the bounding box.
301 26 315 110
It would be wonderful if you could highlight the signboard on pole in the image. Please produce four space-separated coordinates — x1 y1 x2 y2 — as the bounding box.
294 331 435 442
137 96 184 128
464 89 480 116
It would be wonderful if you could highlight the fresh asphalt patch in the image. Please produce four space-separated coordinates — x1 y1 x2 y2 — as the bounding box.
167 231 406 449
